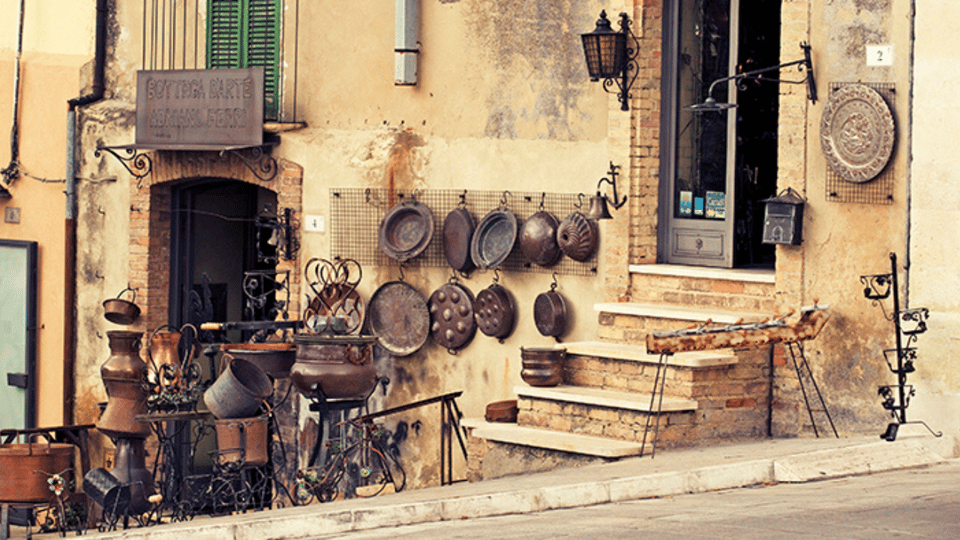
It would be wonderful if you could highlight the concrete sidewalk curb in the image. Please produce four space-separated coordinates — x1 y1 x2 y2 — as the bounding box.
88 435 957 540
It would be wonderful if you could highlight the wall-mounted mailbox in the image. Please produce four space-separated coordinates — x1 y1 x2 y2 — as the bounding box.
761 188 805 245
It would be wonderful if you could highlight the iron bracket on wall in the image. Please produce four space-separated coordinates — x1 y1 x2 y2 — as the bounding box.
224 145 278 182
95 144 153 182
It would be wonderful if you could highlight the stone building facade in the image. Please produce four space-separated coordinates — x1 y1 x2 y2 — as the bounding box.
1 0 947 491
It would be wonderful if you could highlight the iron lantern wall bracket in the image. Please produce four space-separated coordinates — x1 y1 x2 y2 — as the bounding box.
687 42 818 112
581 11 639 111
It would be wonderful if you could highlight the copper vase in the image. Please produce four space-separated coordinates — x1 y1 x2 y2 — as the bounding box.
98 331 150 439
148 330 182 387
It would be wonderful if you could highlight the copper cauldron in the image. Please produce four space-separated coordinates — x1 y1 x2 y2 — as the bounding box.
291 335 378 400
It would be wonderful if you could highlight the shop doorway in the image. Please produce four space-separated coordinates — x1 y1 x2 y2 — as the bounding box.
660 0 780 268
169 180 278 342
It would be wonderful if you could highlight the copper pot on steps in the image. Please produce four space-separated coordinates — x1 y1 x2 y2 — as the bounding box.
520 347 566 387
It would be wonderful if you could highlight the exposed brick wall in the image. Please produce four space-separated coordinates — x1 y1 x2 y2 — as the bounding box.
774 0 810 313
128 152 303 331
629 0 662 266
629 273 778 313
519 347 771 448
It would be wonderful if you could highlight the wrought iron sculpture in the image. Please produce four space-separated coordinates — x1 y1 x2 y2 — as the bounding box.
860 252 941 441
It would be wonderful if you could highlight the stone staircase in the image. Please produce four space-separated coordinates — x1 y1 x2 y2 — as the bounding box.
464 265 778 481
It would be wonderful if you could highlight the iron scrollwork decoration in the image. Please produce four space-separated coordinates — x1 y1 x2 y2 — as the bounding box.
225 145 278 182
860 272 892 301
256 206 300 263
95 145 153 185
859 252 941 441
303 257 364 335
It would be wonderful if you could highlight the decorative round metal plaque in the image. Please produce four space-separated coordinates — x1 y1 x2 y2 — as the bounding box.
820 84 895 184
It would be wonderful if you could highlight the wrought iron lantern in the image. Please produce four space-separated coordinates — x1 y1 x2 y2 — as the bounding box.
586 161 627 220
581 11 638 111
761 188 805 245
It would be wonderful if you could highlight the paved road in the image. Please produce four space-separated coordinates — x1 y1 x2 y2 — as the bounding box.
310 460 960 539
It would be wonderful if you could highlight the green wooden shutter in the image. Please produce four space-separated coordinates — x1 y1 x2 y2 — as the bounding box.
207 0 281 120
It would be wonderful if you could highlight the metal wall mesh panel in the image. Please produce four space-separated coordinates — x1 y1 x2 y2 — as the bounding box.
330 188 599 277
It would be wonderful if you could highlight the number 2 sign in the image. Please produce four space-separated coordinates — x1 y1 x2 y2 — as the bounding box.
866 45 894 66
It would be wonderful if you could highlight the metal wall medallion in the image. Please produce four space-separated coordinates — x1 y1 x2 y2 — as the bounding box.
820 84 895 184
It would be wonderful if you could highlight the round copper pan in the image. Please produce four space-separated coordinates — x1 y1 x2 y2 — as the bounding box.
475 283 517 340
429 282 477 351
557 211 599 262
533 289 567 339
484 399 518 423
378 201 434 262
470 209 518 270
442 207 476 273
367 280 430 356
519 211 562 267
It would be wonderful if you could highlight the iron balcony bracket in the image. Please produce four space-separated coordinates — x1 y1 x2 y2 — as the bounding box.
95 144 153 182
222 144 278 182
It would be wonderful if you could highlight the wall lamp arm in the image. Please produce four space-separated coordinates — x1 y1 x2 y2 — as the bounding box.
704 43 817 105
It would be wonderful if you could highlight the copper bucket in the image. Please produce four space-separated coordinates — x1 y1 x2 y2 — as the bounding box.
214 415 269 466
102 288 141 325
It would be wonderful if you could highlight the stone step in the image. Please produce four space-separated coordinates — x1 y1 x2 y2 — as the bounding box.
560 341 739 368
515 384 698 413
462 418 642 458
595 301 772 325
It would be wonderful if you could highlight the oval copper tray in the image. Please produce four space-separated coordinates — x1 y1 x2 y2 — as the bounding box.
442 207 476 273
471 209 518 270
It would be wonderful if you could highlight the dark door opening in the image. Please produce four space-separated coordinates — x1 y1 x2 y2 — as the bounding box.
169 180 278 342
733 1 780 267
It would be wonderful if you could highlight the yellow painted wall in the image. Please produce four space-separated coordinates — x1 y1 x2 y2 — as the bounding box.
0 0 95 428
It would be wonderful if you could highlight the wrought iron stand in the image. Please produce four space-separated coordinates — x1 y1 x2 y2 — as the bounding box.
860 252 942 441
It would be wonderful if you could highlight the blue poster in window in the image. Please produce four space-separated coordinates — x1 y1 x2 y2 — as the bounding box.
679 191 692 216
706 191 725 219
694 197 704 216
